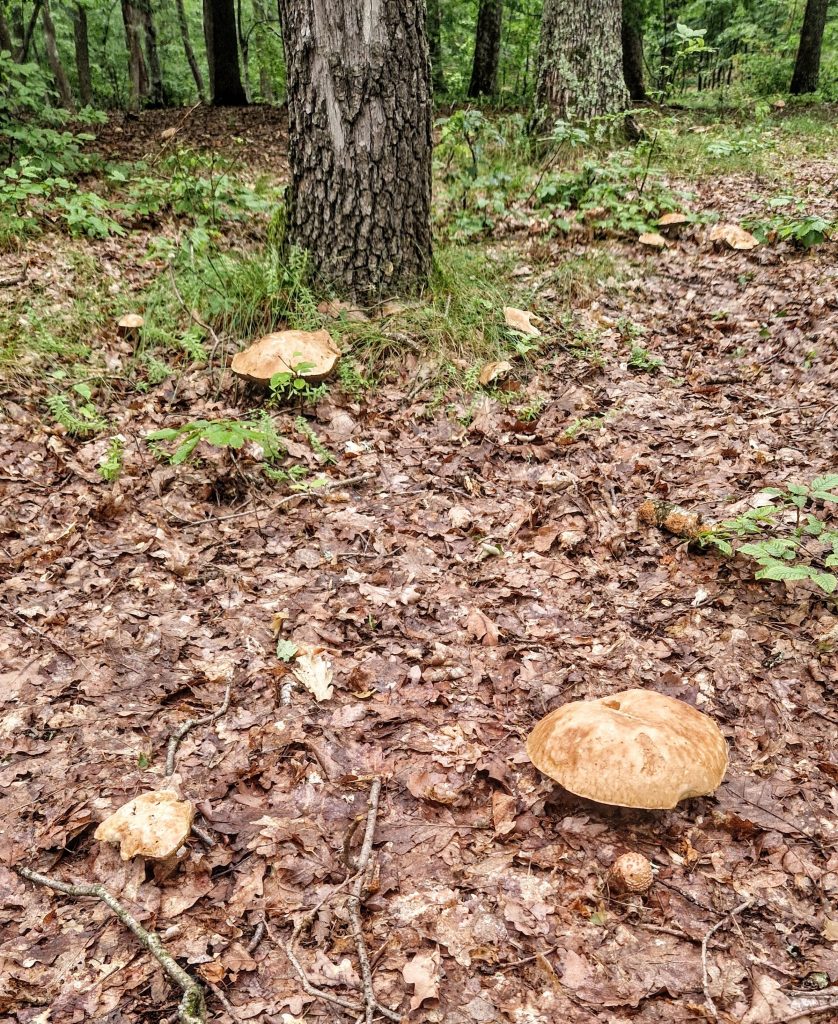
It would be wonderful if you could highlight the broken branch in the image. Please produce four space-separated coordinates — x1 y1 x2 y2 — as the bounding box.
166 682 232 776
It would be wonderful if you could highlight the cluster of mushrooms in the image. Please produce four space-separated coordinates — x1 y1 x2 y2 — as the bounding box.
526 688 728 893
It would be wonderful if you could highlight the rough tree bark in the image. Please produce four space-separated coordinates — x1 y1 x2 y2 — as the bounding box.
41 0 75 109
203 0 247 106
426 0 444 92
536 0 627 122
0 5 13 53
175 0 206 102
468 0 502 98
71 4 93 105
121 0 149 111
276 0 433 300
252 0 274 101
790 0 829 94
138 0 165 106
621 0 647 102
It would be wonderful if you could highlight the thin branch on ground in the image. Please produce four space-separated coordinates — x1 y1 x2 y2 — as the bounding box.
165 682 232 776
701 898 754 1018
17 866 205 1024
246 915 266 955
151 102 202 164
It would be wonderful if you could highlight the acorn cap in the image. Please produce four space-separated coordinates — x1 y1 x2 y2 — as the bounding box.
526 689 728 809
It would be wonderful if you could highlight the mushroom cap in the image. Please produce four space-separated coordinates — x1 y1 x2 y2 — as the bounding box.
707 223 759 250
231 329 340 385
94 790 194 860
117 314 144 328
638 232 667 248
609 851 654 893
526 688 728 809
658 212 690 226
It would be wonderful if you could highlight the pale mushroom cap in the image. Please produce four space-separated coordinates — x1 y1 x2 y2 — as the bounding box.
609 851 654 893
231 329 339 384
118 314 144 328
94 790 194 860
658 212 689 226
526 688 728 809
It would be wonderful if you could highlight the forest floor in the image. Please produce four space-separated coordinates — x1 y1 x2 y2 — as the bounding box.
1 105 838 1024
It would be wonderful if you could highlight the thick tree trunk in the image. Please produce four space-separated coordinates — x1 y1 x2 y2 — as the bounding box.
427 0 444 92
175 0 206 102
138 0 165 106
621 0 647 103
536 0 627 122
790 0 828 94
41 0 75 109
121 0 148 111
468 0 502 98
71 4 92 105
203 0 247 106
277 0 433 300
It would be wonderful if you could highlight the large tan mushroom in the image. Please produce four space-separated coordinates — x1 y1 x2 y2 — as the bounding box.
231 329 340 385
95 790 194 860
526 689 728 809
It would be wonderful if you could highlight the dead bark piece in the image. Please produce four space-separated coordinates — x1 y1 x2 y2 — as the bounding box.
95 790 194 860
638 499 703 538
231 330 340 385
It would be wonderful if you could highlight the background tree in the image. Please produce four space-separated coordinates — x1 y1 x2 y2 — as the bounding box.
535 0 628 122
121 0 148 111
790 0 830 93
71 4 93 106
468 0 503 97
622 0 647 102
276 0 433 299
427 0 445 93
203 0 247 105
175 0 207 102
138 0 165 106
41 0 74 109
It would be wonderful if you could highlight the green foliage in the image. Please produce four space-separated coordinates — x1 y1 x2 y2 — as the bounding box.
46 383 109 436
294 416 335 464
627 345 663 372
147 415 283 465
745 195 832 248
98 435 125 482
698 477 838 595
275 639 299 662
269 363 329 406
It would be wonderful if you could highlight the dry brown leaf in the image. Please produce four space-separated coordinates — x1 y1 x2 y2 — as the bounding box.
402 949 441 1011
478 359 513 386
638 232 667 248
406 769 462 804
492 791 517 836
94 790 194 861
448 505 473 530
231 329 339 384
708 223 759 250
466 607 499 647
291 644 334 701
503 307 541 336
823 918 838 941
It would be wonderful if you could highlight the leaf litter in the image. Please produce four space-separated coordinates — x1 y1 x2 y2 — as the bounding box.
1 125 837 1024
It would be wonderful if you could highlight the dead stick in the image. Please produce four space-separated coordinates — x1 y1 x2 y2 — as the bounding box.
17 867 205 1024
166 683 232 776
702 898 753 1018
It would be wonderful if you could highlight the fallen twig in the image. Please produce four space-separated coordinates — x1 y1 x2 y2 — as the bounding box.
17 866 205 1024
702 898 754 1018
151 102 202 164
246 915 266 955
165 682 232 777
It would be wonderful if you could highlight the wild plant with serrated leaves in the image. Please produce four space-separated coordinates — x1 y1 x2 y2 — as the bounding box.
698 475 838 594
146 414 283 465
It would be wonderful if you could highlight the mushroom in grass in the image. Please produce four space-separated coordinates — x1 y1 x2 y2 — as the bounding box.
116 314 144 346
231 329 339 386
526 689 728 809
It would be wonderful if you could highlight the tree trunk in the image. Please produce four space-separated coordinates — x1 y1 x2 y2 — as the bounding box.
41 0 75 109
138 0 165 106
790 0 828 94
236 0 250 101
0 5 13 53
427 0 444 92
252 0 274 101
621 0 646 103
71 3 92 105
18 0 42 62
468 0 502 98
535 0 627 123
121 0 148 111
175 0 206 102
276 0 433 300
203 0 247 105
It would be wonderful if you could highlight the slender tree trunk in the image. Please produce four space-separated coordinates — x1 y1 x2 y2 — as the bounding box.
18 0 43 62
252 0 274 101
426 0 444 93
535 0 627 122
41 0 75 109
621 0 647 103
0 5 13 53
790 0 829 94
276 0 433 300
236 0 250 100
203 0 247 105
121 0 148 111
175 0 206 102
468 0 502 98
138 0 165 106
71 3 92 105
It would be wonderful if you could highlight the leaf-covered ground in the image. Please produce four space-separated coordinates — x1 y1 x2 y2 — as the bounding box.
1 109 837 1024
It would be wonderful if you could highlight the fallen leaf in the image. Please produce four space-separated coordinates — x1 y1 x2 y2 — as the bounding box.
503 307 541 336
466 607 499 647
94 790 194 861
823 918 838 941
402 949 440 1011
492 791 517 835
478 360 513 386
291 645 334 701
448 505 473 530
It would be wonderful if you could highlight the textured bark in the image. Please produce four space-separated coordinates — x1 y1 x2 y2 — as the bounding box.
252 0 273 101
468 0 502 98
41 0 75 109
203 0 247 106
71 5 92 105
790 0 829 94
277 0 433 300
236 0 250 101
122 0 149 111
426 0 444 92
18 0 42 62
621 0 646 103
139 0 165 106
175 0 206 102
0 5 13 53
536 0 627 122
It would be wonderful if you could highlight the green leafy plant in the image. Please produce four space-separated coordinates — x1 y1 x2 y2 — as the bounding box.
275 639 299 662
627 345 663 372
98 435 125 482
269 362 329 406
294 416 335 464
745 196 832 248
147 415 283 465
46 383 109 436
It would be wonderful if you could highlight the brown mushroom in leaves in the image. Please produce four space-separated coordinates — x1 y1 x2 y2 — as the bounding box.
526 688 728 810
